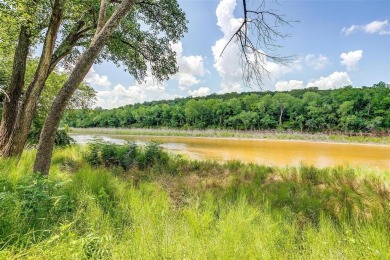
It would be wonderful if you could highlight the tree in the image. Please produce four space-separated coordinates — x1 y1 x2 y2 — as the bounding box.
271 93 294 126
1 0 188 158
33 0 187 174
337 100 355 131
1 0 66 157
0 4 35 150
0 0 113 156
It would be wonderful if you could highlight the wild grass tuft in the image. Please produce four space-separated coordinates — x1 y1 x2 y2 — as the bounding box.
0 146 389 258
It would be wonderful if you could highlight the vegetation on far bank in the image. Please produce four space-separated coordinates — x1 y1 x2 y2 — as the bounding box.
70 127 390 145
64 83 390 134
1 142 389 258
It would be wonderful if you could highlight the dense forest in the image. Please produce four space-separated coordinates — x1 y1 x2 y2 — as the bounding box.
63 82 390 133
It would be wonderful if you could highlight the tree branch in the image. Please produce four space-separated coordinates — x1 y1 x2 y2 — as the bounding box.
90 0 110 46
220 0 296 87
96 0 108 34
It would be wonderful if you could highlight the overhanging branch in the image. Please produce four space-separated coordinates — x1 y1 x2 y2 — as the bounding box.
220 0 296 88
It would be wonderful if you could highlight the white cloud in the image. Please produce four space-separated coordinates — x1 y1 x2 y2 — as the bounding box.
341 20 390 35
95 75 180 109
171 42 205 89
364 20 390 34
178 74 199 90
84 67 111 88
212 0 243 93
275 72 352 92
306 72 352 90
341 25 359 36
305 54 331 70
275 80 304 91
91 41 205 108
340 50 363 71
266 58 303 82
188 87 211 97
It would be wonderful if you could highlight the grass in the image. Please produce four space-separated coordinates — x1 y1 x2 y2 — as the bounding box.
70 127 390 145
0 144 389 259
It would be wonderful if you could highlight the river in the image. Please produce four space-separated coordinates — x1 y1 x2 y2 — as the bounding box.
70 134 390 170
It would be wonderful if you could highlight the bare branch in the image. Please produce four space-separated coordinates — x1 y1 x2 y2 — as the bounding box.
220 0 296 88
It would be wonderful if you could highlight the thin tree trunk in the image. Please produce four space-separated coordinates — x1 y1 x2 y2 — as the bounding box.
279 107 284 126
34 0 135 175
0 26 31 153
1 0 65 157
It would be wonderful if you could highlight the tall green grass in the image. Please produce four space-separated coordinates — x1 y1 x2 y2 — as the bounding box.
0 145 389 259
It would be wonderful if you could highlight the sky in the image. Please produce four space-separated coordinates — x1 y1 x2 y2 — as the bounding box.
85 0 390 109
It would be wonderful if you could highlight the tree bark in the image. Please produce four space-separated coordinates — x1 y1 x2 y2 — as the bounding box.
279 107 284 126
1 0 65 157
96 0 108 35
1 1 94 158
34 0 135 175
0 26 31 153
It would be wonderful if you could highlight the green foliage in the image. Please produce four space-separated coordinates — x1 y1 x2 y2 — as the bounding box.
63 83 390 133
84 140 168 171
28 126 75 147
0 148 389 258
13 60 95 146
54 129 75 146
0 174 74 247
137 141 169 169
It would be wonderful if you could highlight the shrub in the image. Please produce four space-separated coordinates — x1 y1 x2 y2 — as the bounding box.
55 129 75 146
84 140 168 171
136 141 169 170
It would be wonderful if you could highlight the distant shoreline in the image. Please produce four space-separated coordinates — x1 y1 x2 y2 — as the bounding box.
69 127 390 145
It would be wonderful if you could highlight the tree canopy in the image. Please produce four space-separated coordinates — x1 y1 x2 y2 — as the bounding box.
63 83 390 133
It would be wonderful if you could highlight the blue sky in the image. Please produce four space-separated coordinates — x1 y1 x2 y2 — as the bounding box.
86 0 390 108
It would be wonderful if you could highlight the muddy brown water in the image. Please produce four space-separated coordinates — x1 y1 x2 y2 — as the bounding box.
71 134 390 170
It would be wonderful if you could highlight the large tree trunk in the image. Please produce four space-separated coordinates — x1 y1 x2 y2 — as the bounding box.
1 0 65 157
0 26 31 153
1 1 94 158
34 0 135 175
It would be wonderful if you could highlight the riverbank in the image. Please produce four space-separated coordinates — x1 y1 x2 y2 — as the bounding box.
70 127 390 145
1 145 389 258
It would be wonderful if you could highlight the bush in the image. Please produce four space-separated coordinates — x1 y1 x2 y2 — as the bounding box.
136 141 169 169
84 140 169 171
55 129 75 146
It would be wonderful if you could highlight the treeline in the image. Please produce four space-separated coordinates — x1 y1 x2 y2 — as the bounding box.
63 82 390 132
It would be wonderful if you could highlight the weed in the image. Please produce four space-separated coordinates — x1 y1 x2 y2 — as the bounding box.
0 147 389 258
